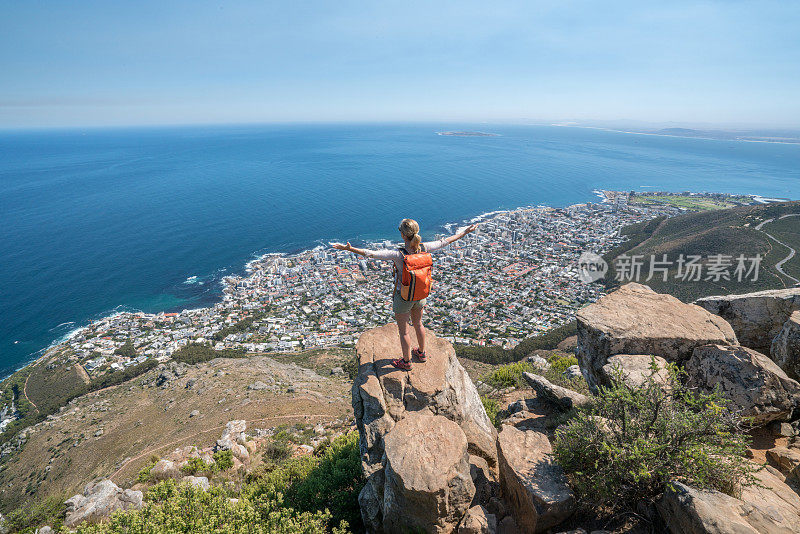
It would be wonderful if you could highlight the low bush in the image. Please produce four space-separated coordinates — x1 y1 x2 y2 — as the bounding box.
171 343 246 365
456 321 577 364
546 353 578 375
480 395 501 428
74 433 363 533
262 439 292 464
137 456 159 483
180 457 212 476
553 362 756 512
114 340 136 357
480 361 533 389
3 494 66 533
76 481 346 534
212 449 234 471
341 354 358 381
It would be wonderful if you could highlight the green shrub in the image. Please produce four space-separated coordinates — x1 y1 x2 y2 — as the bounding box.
553 362 756 512
547 353 578 375
212 449 234 472
456 321 577 364
76 480 348 534
480 395 501 428
180 457 212 476
73 433 363 533
3 494 66 532
137 457 159 483
114 340 136 357
244 432 364 531
172 343 246 365
342 355 358 381
481 361 533 389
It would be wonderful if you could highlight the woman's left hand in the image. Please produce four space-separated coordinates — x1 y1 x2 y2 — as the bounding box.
464 223 478 234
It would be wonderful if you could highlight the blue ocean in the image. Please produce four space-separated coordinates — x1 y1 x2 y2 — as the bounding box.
2 123 799 377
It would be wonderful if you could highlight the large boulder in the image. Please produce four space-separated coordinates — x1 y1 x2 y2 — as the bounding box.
695 288 800 354
598 354 669 389
771 311 800 380
686 345 800 425
577 284 736 390
497 425 575 533
353 325 496 532
381 413 475 533
657 467 800 533
64 479 143 528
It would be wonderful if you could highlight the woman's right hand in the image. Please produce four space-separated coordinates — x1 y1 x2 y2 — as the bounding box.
331 242 352 251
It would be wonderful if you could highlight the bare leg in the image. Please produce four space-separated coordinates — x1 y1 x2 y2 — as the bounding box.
395 312 412 362
410 306 426 354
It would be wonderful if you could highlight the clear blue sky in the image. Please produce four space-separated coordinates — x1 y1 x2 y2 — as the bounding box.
1 1 799 128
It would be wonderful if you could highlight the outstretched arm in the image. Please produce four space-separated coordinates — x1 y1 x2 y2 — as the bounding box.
330 242 368 256
444 223 478 245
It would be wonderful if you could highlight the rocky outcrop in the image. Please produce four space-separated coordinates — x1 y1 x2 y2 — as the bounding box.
577 284 736 390
686 345 800 425
381 413 475 533
215 420 250 461
353 325 497 532
771 311 800 380
658 466 800 534
522 373 590 411
695 288 800 354
150 458 181 481
497 425 575 533
766 445 800 481
64 479 143 528
695 288 800 349
598 354 669 388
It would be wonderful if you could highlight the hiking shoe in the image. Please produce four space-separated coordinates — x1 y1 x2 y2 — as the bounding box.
412 348 427 362
391 358 412 371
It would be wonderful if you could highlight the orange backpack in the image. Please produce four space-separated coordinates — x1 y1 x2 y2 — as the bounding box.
396 244 433 301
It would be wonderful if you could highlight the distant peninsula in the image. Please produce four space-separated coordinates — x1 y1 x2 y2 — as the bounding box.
436 131 499 137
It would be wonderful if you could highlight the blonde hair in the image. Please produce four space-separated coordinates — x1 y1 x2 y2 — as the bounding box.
399 218 422 252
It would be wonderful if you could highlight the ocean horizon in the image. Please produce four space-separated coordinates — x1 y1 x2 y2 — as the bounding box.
2 122 800 378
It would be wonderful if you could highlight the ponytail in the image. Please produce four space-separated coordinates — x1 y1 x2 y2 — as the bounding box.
399 218 422 252
409 233 422 253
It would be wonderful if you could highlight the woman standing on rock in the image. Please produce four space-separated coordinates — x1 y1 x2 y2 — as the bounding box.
332 219 477 371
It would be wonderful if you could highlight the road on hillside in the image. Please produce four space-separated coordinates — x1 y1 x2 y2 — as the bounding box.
755 214 800 285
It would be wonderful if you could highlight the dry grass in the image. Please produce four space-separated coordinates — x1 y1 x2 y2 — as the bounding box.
0 352 353 513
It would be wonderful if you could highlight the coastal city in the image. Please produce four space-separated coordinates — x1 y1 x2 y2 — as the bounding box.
25 195 664 384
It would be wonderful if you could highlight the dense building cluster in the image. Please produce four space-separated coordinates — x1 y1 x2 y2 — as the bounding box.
44 201 656 380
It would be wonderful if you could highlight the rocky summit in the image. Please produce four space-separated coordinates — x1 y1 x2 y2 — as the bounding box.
352 324 498 533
